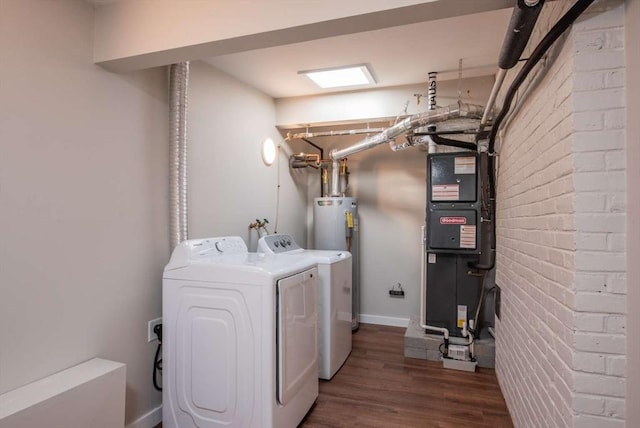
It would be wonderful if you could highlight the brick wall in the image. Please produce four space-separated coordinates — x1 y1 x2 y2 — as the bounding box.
571 2 626 426
494 1 626 427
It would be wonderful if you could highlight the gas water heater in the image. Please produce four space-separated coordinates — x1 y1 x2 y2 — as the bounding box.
425 152 486 338
314 196 360 331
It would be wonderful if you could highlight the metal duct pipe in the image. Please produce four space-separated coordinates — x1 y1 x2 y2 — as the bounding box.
331 160 340 196
479 68 507 129
329 102 483 195
169 62 190 251
330 102 484 161
286 128 386 140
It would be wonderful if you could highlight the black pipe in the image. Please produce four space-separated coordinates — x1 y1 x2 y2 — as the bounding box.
499 0 545 70
472 0 596 272
431 134 476 151
413 129 488 137
301 138 323 159
489 0 595 154
301 138 324 196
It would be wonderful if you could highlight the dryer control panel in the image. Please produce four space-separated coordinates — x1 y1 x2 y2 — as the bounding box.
165 236 248 271
191 236 247 256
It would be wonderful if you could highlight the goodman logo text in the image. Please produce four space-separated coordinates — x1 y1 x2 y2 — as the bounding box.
440 216 467 225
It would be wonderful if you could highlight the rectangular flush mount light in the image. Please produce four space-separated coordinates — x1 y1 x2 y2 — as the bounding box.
299 64 376 89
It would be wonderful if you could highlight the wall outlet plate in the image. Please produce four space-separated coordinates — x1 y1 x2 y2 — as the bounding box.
148 317 162 342
389 289 405 297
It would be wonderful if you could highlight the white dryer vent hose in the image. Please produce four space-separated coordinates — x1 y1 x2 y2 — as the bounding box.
169 62 189 251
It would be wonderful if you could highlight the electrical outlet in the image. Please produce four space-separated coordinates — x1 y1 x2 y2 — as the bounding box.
148 317 162 342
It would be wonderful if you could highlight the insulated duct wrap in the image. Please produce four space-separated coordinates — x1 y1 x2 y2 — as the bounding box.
169 62 189 251
498 0 544 69
329 102 483 160
328 102 484 195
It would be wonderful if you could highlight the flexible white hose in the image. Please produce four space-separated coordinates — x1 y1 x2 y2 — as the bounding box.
169 62 190 251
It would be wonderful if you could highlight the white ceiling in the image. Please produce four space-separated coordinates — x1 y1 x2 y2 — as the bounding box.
204 7 514 99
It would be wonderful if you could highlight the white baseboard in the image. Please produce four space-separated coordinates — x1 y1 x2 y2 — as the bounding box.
127 405 162 428
359 314 410 327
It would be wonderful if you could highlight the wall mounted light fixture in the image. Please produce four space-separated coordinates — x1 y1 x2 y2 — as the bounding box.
261 137 276 166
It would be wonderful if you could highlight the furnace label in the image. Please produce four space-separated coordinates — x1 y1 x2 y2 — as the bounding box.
432 184 459 201
454 156 476 174
459 225 476 249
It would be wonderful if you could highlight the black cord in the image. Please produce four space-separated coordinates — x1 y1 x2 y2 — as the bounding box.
438 342 447 356
474 0 595 272
301 138 325 196
153 324 162 391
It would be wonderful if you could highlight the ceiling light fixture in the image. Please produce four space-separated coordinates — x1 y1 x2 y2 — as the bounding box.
299 64 376 89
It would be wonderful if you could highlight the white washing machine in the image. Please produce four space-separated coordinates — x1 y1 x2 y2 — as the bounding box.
258 234 352 380
162 236 319 428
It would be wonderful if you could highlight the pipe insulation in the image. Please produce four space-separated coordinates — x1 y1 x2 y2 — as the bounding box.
478 1 544 136
328 102 483 195
498 0 545 70
330 102 484 161
169 62 190 251
471 0 596 272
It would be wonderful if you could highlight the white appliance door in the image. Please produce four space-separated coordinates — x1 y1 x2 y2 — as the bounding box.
175 286 255 427
277 267 318 406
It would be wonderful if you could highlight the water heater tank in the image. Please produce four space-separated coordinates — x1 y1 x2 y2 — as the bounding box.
314 197 359 330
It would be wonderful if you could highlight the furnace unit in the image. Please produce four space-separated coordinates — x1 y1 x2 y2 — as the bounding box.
425 153 485 337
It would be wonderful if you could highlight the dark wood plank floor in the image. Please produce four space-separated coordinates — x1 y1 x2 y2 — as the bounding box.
155 323 512 428
300 324 512 427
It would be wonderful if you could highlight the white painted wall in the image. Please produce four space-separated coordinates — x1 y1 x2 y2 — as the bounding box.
188 61 309 251
624 0 640 426
495 1 627 427
0 0 167 425
282 77 492 324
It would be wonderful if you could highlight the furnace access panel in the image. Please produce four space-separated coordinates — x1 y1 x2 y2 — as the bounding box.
426 153 481 254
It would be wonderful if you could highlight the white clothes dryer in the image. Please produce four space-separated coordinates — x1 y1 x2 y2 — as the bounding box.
163 236 319 428
258 234 352 380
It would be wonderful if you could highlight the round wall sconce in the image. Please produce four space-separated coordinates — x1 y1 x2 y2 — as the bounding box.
261 138 276 166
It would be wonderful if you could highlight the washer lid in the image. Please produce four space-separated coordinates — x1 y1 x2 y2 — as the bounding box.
258 234 351 263
300 250 351 264
163 252 317 284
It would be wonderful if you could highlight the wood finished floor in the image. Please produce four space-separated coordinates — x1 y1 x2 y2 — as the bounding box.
156 323 513 428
